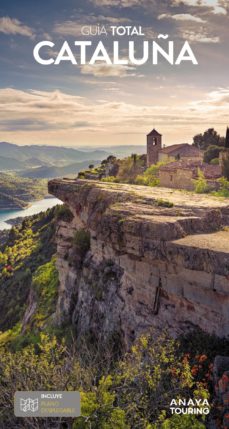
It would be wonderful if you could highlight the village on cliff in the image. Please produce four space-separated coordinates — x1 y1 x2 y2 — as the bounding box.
79 127 229 193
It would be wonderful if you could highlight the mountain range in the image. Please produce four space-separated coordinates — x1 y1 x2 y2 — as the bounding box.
0 142 145 179
0 142 109 164
18 160 100 179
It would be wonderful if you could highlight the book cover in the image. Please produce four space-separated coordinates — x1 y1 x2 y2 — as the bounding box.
0 0 228 428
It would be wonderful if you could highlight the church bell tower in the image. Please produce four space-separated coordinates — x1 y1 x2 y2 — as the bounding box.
147 129 162 166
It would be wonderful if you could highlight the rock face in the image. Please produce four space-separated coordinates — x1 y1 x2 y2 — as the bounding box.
48 179 229 348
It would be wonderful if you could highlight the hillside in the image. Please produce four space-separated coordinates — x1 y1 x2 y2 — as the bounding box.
76 144 146 158
0 142 110 169
19 160 101 179
0 156 26 171
0 207 58 333
0 189 228 427
0 173 48 209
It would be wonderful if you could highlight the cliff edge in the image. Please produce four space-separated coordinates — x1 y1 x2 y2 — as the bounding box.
48 179 229 347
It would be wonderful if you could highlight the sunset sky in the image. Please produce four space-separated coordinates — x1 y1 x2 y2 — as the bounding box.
0 0 228 148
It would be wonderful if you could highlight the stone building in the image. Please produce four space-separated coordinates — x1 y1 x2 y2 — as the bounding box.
147 129 162 166
158 143 202 163
147 128 202 167
159 159 221 190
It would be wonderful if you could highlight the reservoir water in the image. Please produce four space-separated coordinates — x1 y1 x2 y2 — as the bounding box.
0 198 62 231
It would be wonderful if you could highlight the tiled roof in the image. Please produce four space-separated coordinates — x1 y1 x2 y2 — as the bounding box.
160 143 201 157
160 160 201 171
147 129 162 137
159 160 221 179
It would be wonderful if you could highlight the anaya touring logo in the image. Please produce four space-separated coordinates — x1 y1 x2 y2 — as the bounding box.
170 398 210 415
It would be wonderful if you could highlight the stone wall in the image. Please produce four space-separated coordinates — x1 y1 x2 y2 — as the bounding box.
147 135 161 166
49 179 229 348
158 153 203 163
159 169 194 190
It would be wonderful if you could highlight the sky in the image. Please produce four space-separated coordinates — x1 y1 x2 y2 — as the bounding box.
0 0 228 148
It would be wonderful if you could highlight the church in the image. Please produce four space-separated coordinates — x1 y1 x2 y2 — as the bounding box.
146 128 226 190
146 129 202 167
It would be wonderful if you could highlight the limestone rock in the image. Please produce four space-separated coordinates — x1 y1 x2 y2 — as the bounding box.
48 179 229 347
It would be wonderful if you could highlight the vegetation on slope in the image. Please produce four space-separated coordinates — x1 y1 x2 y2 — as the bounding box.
0 207 57 333
0 329 216 429
0 209 227 428
79 154 146 184
19 160 101 179
0 202 228 428
0 172 48 209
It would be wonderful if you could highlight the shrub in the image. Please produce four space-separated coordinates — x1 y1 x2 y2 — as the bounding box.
193 169 209 194
0 329 213 429
161 414 206 429
210 158 219 165
135 162 166 187
73 229 90 257
203 145 222 163
101 176 119 183
32 258 59 317
155 199 174 208
135 174 159 187
55 204 73 222
213 177 229 197
116 155 146 183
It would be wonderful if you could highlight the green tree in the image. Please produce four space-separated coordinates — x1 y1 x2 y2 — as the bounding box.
0 329 211 429
222 152 229 180
193 128 225 150
161 414 205 429
101 156 117 165
203 145 223 163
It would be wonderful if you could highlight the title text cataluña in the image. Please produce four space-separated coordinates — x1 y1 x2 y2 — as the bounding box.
33 26 198 66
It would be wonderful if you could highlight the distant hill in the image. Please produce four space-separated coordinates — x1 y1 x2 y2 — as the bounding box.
25 157 51 167
75 145 146 158
0 173 47 209
0 192 28 210
0 142 110 166
19 160 100 179
0 142 146 180
0 156 26 171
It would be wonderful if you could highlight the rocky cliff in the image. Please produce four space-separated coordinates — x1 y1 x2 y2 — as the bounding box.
48 179 229 348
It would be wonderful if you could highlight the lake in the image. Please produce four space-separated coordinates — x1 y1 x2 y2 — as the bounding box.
0 198 62 230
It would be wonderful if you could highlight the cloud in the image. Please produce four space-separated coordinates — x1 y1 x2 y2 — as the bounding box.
190 87 229 111
182 30 220 43
54 16 131 36
0 87 228 137
158 13 206 23
0 118 58 131
80 64 136 77
89 0 140 7
171 0 227 15
0 87 228 147
0 17 34 38
72 121 94 128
